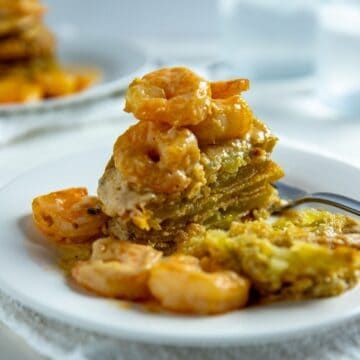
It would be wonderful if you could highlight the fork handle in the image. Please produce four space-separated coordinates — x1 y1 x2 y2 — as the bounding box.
292 192 360 216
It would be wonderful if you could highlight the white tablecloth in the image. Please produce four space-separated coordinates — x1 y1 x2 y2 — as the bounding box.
2 285 360 360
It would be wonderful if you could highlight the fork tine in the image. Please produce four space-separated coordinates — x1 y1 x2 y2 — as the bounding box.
274 182 307 200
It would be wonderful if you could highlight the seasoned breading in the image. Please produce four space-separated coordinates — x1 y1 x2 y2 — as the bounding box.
181 209 360 301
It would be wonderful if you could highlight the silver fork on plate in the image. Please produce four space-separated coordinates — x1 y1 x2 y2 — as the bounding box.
274 182 360 216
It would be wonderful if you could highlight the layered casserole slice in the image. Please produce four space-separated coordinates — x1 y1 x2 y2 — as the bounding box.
98 67 284 251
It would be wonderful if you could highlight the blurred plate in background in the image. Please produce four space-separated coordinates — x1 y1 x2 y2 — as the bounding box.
0 30 148 114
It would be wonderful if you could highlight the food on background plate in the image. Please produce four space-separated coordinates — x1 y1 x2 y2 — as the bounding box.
0 13 41 37
31 67 360 315
0 0 45 16
0 24 54 60
0 0 99 104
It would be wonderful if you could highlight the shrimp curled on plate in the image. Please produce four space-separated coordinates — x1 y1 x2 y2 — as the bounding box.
210 78 249 99
149 255 250 314
32 187 108 243
124 67 212 126
190 95 253 145
72 237 162 299
113 121 205 193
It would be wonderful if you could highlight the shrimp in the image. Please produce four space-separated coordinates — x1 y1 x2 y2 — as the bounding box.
113 121 205 193
190 96 253 145
148 255 250 314
72 237 162 299
210 79 249 99
124 67 212 126
32 188 108 244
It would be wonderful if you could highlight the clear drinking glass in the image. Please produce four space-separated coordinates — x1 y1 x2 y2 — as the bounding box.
218 0 317 81
316 1 360 115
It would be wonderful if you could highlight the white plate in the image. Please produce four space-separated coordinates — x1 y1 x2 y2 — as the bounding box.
0 32 148 114
0 142 359 346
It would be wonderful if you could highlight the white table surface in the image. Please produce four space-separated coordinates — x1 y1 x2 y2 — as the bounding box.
0 99 359 359
0 323 42 360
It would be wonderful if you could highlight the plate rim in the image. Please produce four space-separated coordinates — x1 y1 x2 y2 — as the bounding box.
0 141 359 346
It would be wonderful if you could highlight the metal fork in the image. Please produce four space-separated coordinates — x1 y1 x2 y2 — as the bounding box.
274 182 360 216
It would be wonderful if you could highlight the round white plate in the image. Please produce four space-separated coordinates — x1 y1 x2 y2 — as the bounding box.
0 32 148 114
0 143 359 346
